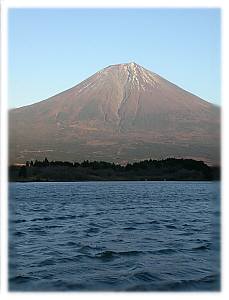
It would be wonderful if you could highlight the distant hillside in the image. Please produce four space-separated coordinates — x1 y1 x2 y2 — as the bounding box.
9 62 220 165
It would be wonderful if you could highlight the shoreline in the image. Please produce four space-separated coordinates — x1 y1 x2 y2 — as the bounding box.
9 179 219 183
9 158 220 182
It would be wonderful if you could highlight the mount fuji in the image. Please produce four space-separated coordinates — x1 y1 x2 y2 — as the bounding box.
9 62 220 165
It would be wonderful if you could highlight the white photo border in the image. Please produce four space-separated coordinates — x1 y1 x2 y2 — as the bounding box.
1 0 228 299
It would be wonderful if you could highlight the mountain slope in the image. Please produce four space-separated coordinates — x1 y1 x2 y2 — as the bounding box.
9 62 220 165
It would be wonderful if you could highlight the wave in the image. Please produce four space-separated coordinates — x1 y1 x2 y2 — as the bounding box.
65 241 77 246
94 249 143 261
14 231 26 236
152 248 178 255
9 275 38 284
165 224 177 229
13 219 26 224
192 243 211 251
123 227 136 231
126 273 220 291
77 245 143 261
44 225 63 229
85 227 100 234
131 271 161 282
159 273 220 291
56 215 76 220
31 217 53 222
38 258 55 267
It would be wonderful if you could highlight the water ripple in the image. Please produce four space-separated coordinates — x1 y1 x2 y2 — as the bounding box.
9 181 220 291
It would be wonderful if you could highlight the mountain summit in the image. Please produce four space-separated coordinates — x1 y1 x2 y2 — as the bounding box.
9 63 220 165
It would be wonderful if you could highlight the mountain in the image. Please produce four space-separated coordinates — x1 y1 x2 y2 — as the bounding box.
9 62 220 165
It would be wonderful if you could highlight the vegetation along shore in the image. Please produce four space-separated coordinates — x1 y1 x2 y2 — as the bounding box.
9 158 220 182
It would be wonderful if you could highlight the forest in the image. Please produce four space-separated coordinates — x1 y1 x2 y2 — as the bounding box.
9 157 220 182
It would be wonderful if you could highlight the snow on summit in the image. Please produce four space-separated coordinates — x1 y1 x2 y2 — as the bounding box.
9 62 220 165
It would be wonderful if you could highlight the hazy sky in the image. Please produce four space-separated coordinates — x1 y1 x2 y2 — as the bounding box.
9 8 221 108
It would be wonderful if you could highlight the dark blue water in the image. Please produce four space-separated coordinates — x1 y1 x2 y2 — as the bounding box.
9 181 220 291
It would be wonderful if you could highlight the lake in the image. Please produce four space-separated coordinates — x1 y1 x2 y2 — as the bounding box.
9 181 220 291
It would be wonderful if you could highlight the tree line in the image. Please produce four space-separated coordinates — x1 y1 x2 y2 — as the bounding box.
9 157 219 181
23 157 212 172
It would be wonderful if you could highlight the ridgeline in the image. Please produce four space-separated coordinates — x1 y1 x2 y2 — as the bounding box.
9 158 220 182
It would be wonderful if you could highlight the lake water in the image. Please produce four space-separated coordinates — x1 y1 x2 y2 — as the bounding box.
9 181 220 291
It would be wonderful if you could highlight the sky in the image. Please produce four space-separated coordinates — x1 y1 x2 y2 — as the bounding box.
8 8 221 108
